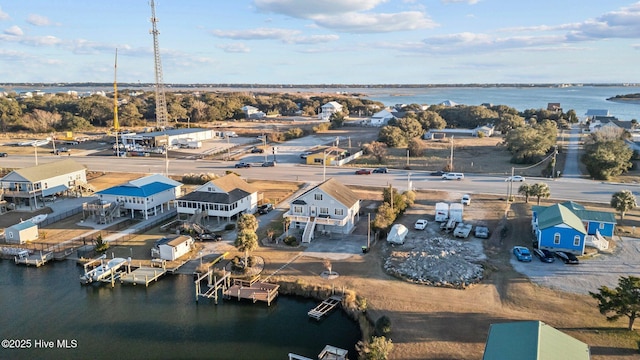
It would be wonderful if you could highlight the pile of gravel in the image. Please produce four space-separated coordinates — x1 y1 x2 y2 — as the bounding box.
384 235 486 289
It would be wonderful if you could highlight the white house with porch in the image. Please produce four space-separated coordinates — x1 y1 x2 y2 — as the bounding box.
284 178 360 243
367 109 396 127
0 159 87 210
175 174 259 222
94 174 181 220
318 101 343 121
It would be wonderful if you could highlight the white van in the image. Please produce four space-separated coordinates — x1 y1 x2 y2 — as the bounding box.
442 172 464 180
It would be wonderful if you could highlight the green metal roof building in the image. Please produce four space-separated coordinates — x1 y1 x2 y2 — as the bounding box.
483 321 590 360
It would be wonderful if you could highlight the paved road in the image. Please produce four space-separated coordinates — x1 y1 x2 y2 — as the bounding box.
562 124 582 178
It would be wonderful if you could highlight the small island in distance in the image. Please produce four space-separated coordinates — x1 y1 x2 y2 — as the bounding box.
607 93 640 104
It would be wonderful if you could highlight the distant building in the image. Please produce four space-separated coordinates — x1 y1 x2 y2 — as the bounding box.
366 109 396 127
318 101 343 121
547 103 562 112
241 105 266 119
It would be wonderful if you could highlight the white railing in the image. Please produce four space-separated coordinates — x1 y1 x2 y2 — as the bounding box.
302 218 317 243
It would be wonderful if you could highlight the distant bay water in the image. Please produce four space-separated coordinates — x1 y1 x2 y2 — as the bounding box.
2 84 639 120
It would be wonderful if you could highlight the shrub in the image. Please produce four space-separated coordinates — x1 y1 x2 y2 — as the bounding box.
283 236 298 246
375 315 392 336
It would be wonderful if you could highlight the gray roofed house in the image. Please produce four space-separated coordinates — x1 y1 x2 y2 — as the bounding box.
483 321 590 360
284 178 360 243
1 159 87 210
175 173 260 222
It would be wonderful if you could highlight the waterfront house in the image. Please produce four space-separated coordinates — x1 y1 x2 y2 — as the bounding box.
95 174 181 220
547 103 562 112
367 109 396 127
4 220 38 244
531 201 615 254
0 159 87 210
473 125 495 137
155 235 194 261
241 105 266 119
483 321 590 360
318 101 343 121
284 178 360 243
175 173 260 222
585 109 610 122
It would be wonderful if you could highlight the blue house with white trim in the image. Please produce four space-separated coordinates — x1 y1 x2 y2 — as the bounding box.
95 174 182 219
532 201 616 255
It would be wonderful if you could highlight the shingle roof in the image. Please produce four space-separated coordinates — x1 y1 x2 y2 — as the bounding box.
178 189 250 204
560 201 616 223
6 159 85 183
96 181 175 197
209 173 258 195
483 321 590 360
298 178 359 208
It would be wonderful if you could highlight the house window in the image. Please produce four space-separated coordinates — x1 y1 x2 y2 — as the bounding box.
599 223 605 229
335 209 344 216
293 206 302 214
553 233 560 245
573 235 580 246
319 207 329 215
314 194 323 201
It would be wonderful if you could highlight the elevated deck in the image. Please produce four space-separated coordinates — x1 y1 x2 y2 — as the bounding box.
223 276 279 306
308 295 343 320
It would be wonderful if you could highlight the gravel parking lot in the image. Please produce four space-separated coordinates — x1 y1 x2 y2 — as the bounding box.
511 237 640 295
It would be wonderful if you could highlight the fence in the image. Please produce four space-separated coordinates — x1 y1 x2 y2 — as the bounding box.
39 206 83 227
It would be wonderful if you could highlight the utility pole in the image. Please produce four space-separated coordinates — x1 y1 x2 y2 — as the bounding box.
449 135 454 171
552 145 558 179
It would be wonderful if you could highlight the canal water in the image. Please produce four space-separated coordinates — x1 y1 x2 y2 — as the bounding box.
0 260 360 359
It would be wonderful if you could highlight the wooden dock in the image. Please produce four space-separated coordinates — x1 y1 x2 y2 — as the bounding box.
308 295 343 320
120 259 167 286
195 268 231 304
14 251 53 267
223 275 279 306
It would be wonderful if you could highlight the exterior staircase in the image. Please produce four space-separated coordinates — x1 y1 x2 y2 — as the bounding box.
585 230 609 251
302 217 317 243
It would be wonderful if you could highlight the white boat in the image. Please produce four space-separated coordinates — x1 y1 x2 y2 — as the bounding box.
81 257 127 283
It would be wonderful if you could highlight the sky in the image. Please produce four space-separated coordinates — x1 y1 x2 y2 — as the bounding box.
0 0 639 85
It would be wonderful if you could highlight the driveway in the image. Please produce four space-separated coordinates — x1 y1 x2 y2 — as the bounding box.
511 237 640 295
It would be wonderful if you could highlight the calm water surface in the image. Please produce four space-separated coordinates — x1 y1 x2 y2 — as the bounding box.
0 260 360 360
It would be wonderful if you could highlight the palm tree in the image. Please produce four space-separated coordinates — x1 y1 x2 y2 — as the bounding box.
611 190 637 220
236 213 258 233
531 183 551 205
234 229 258 268
518 183 533 203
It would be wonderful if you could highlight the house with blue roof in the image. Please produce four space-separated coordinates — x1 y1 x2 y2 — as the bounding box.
532 201 616 254
95 174 182 220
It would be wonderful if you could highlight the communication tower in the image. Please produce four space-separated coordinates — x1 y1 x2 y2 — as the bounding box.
113 48 120 156
149 0 168 129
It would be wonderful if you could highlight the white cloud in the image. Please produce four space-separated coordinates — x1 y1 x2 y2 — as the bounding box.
27 14 53 26
314 10 436 33
441 0 480 4
284 34 339 44
216 43 251 53
254 0 385 18
212 27 300 40
4 25 23 36
0 6 9 21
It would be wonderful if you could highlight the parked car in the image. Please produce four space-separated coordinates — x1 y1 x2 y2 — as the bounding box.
373 167 388 173
261 161 276 167
474 226 489 239
430 170 446 176
414 219 428 230
505 175 525 182
555 251 579 264
300 151 312 159
461 194 471 206
513 246 532 262
234 162 251 168
533 248 555 263
0 152 8 157
198 233 222 242
355 169 372 175
258 203 273 214
442 172 464 180
251 147 264 153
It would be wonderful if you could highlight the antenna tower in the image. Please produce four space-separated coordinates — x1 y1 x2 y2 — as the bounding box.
149 0 168 129
113 48 120 156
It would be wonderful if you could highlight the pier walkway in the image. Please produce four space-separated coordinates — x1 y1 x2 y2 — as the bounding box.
120 259 167 286
308 295 343 320
14 250 53 267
